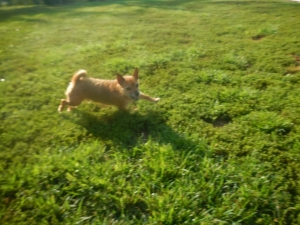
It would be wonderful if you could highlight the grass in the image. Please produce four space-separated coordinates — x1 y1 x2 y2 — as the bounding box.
1 0 300 224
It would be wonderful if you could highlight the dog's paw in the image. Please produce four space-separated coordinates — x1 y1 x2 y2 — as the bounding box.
154 97 160 102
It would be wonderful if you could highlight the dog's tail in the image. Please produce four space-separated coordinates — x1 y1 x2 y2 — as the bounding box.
71 69 87 85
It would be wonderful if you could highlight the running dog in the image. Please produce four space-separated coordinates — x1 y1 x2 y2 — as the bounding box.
58 68 160 112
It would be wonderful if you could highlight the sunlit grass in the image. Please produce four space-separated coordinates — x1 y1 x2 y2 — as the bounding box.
1 0 300 224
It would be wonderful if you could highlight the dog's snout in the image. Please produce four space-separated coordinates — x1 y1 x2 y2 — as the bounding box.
135 91 140 96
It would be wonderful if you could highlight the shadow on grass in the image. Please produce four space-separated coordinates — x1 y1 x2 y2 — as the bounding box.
1 0 298 22
0 5 53 22
72 109 204 153
0 0 195 22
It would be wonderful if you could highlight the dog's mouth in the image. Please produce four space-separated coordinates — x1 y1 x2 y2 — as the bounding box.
130 91 140 101
131 96 139 101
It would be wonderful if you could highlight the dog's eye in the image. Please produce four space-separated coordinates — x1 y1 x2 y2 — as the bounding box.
126 87 131 91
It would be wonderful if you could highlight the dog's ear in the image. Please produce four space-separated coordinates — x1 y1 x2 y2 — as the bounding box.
116 74 125 85
132 68 139 80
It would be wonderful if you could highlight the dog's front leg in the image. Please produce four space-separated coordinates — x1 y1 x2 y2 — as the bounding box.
58 99 68 112
139 92 160 103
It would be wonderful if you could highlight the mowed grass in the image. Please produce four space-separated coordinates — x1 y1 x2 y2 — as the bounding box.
1 0 300 224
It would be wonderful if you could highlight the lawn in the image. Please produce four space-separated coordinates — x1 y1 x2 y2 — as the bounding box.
1 0 300 224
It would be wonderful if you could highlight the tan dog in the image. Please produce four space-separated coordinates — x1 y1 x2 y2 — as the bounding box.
58 68 160 112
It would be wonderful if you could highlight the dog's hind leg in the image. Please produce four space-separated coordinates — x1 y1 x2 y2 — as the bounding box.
67 106 73 112
139 92 160 103
58 99 82 112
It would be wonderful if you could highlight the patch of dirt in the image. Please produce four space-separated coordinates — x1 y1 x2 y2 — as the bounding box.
286 54 300 74
202 115 232 127
292 54 300 64
252 35 265 41
286 66 300 74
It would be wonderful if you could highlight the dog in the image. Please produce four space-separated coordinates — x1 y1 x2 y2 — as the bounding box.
58 68 160 112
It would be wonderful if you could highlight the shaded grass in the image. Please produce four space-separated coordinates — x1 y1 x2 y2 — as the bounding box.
1 0 300 224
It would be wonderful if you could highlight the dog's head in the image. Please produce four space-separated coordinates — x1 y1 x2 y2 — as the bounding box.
117 68 140 101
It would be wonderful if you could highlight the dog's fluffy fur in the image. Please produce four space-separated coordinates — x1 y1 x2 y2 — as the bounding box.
58 68 160 112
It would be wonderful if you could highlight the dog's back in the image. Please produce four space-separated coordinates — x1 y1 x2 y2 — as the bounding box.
76 78 123 106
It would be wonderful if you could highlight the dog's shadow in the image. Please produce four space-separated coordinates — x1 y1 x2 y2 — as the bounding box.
72 109 201 153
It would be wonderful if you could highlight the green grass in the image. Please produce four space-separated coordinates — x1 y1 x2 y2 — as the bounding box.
1 0 300 224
